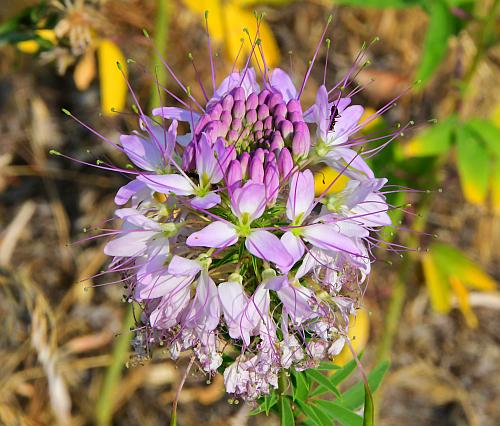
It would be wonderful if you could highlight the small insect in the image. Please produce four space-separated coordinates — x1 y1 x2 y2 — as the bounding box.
329 105 340 130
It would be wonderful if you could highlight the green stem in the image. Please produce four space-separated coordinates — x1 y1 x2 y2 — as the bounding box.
278 369 287 421
96 303 135 426
149 0 169 110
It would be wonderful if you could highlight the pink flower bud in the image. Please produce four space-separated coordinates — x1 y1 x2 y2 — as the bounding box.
264 162 279 206
246 92 258 110
287 99 302 113
231 86 246 102
249 154 264 183
222 94 234 111
278 147 293 179
257 104 270 121
239 152 250 178
227 159 242 188
232 100 246 119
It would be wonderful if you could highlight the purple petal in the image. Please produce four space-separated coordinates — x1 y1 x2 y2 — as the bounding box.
266 275 288 291
269 68 297 102
114 179 148 205
137 173 194 196
190 192 221 209
116 210 162 232
245 230 293 268
149 287 191 329
302 223 362 256
167 255 201 276
104 230 156 257
186 221 238 248
232 182 267 221
152 106 200 124
218 281 251 339
138 272 193 299
281 231 305 268
120 134 163 171
277 284 316 324
286 170 315 221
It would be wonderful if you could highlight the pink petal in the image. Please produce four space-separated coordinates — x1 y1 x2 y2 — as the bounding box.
167 255 201 276
281 231 305 268
152 106 200 124
186 221 238 248
269 68 297 102
120 134 163 171
104 230 156 257
232 182 267 221
302 223 362 257
245 230 293 268
218 281 250 339
191 192 221 209
114 179 148 205
137 173 194 196
286 170 315 221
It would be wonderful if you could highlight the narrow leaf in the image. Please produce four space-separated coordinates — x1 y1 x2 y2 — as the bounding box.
456 124 491 205
465 118 500 157
280 396 295 426
307 369 342 398
363 383 374 426
415 0 459 85
314 400 363 426
341 361 390 410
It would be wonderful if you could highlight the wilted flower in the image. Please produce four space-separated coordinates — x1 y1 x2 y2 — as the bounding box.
65 16 407 400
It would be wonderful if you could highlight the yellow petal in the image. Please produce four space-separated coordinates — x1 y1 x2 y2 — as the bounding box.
17 40 40 54
97 39 127 116
334 308 369 366
17 29 58 54
74 49 96 91
314 166 349 196
183 0 224 42
422 251 451 313
449 276 478 328
36 29 57 44
223 5 280 68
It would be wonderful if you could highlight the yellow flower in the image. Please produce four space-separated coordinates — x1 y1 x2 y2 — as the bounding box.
17 29 57 54
183 0 281 68
314 166 350 195
334 308 370 366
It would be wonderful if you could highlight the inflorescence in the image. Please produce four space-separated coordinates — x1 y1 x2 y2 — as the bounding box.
66 16 412 400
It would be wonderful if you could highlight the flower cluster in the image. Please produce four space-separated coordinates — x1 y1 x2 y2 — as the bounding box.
98 39 396 400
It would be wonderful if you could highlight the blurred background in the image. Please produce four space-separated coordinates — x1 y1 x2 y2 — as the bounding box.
0 0 499 425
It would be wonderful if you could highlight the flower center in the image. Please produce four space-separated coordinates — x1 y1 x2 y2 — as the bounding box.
190 87 311 159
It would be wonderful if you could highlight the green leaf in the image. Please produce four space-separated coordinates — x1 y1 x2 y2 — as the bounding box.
291 371 310 402
314 400 363 426
332 0 422 8
280 396 295 426
456 126 491 205
415 0 460 85
341 361 390 410
310 356 359 398
465 118 500 158
296 400 330 426
317 361 342 371
330 357 359 386
399 115 456 158
307 369 342 399
363 383 375 426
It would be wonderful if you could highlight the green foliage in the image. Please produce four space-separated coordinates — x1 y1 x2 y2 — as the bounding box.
414 0 464 85
252 360 390 426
